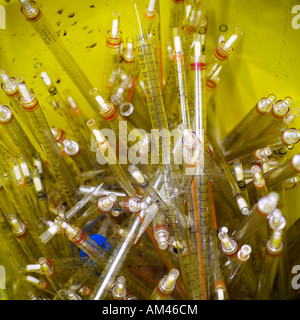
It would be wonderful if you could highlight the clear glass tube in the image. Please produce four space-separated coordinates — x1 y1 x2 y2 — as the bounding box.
172 28 191 129
87 119 136 196
74 194 116 229
100 11 122 100
222 94 275 151
254 230 284 299
231 192 279 245
17 78 80 207
128 164 169 212
251 165 268 200
0 104 36 164
206 28 242 80
111 276 127 300
149 269 179 300
224 127 300 162
19 0 100 112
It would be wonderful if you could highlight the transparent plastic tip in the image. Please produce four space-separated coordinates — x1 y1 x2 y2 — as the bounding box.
292 154 300 172
257 192 279 215
218 227 235 251
275 97 292 114
147 0 156 13
111 12 120 37
0 104 10 120
238 244 252 262
259 94 276 112
16 77 34 102
19 0 35 12
90 88 109 111
128 165 145 184
87 119 106 145
164 269 180 287
223 28 242 49
0 69 15 91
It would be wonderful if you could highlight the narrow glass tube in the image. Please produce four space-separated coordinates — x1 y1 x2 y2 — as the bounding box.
128 164 169 212
63 139 94 172
111 276 127 300
250 97 293 141
135 5 203 299
255 229 284 299
150 269 179 300
0 104 36 164
153 210 170 250
231 192 279 245
251 165 268 200
172 27 191 129
218 227 239 263
206 28 242 80
74 194 116 229
224 127 300 162
100 11 122 100
87 119 136 196
226 244 251 288
19 0 100 112
222 94 275 150
17 78 80 207
232 159 250 205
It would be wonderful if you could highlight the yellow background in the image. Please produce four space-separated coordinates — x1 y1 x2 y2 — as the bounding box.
0 0 299 228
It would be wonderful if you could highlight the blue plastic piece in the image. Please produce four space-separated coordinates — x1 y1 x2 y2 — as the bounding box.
79 234 111 257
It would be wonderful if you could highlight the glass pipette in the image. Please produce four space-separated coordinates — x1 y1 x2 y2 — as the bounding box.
39 183 103 244
224 127 300 162
233 147 272 165
89 173 166 300
226 244 251 289
74 194 116 230
232 159 250 206
209 227 228 300
111 276 127 300
0 104 36 165
168 0 184 41
149 269 179 300
218 227 239 263
135 5 203 299
19 0 100 112
250 97 293 141
100 12 122 100
22 275 54 296
182 0 210 58
206 28 242 80
87 119 136 196
251 165 268 200
153 209 171 250
34 62 95 168
231 192 279 245
254 229 284 299
7 213 42 262
17 78 80 207
62 89 90 141
247 154 300 194
63 139 94 172
208 135 250 215
0 69 34 133
90 88 145 150
172 27 191 129
222 94 276 151
128 164 169 212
